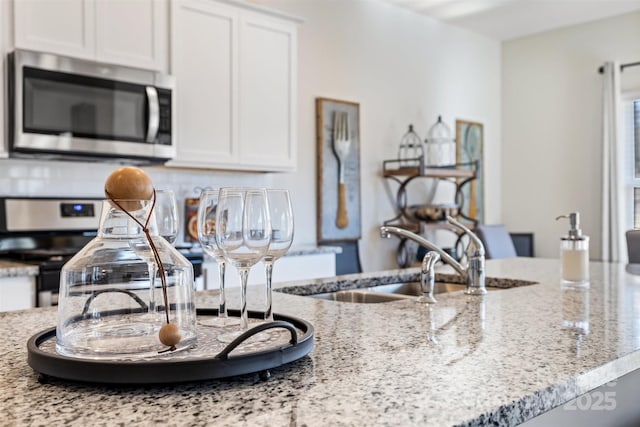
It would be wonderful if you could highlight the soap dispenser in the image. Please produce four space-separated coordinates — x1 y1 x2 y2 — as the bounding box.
555 212 589 286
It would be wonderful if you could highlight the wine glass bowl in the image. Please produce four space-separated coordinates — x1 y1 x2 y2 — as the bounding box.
197 190 220 257
154 189 179 245
215 187 271 337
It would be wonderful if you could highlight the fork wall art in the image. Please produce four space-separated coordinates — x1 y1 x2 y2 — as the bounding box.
315 98 361 242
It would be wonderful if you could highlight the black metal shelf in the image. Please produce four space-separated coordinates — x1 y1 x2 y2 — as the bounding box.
382 157 480 267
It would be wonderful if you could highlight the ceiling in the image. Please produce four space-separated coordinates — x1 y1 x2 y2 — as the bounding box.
383 0 640 41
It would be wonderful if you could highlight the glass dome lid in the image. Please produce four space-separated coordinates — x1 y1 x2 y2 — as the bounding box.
55 199 197 360
426 115 453 143
424 115 456 166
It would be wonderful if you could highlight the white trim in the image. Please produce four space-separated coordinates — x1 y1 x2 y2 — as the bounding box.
621 90 640 229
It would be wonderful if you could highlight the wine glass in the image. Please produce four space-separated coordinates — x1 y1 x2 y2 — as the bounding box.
154 189 179 245
197 189 233 326
145 189 178 313
215 187 271 340
264 189 294 322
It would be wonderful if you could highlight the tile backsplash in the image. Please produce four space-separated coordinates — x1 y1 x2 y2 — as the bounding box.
0 158 273 246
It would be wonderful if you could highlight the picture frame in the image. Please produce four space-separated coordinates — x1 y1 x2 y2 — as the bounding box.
316 98 361 242
455 120 484 225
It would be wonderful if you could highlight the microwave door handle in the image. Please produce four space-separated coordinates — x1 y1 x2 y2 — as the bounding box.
145 86 160 143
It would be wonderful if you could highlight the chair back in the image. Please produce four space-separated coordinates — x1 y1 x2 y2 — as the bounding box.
321 240 362 275
626 230 640 264
475 224 518 259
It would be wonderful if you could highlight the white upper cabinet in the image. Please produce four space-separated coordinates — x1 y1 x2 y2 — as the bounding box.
0 0 8 158
14 0 168 71
14 0 95 59
170 0 238 165
94 0 167 70
238 11 297 170
168 0 299 172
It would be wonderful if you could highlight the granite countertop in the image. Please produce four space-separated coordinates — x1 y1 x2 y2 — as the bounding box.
3 258 640 426
0 259 39 278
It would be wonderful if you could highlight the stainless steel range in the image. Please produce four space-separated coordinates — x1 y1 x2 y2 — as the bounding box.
0 198 202 307
0 198 100 306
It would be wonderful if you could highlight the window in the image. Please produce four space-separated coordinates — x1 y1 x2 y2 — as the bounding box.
635 99 640 227
624 93 640 228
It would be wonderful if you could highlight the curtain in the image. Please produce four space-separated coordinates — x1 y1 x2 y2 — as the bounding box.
601 61 626 262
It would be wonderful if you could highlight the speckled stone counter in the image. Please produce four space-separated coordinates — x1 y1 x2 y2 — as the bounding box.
3 258 640 426
0 259 38 278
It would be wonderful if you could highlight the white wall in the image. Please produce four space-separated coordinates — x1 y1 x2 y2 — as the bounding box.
263 0 502 271
502 11 640 260
0 0 502 272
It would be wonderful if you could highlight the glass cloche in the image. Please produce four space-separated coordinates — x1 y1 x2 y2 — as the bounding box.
56 199 197 359
425 115 456 167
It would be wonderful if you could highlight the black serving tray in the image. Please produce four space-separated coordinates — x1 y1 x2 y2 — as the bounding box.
27 308 314 385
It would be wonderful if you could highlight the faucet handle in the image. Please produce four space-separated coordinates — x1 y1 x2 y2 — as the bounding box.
445 215 485 255
418 251 440 304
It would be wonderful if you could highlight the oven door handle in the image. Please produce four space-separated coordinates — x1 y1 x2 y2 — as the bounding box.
145 86 160 143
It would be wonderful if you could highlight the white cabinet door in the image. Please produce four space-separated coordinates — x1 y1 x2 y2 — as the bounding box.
170 0 237 167
14 0 95 59
95 0 167 70
0 0 8 158
238 12 297 171
13 0 168 71
168 0 299 172
0 276 35 312
197 252 336 291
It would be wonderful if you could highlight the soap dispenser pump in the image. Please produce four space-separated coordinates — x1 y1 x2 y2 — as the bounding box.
555 212 589 286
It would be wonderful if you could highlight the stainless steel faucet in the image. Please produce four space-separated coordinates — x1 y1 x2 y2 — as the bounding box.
380 216 486 295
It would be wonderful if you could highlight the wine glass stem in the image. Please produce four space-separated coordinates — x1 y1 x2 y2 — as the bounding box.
265 261 274 321
238 267 249 331
148 263 156 312
218 259 227 318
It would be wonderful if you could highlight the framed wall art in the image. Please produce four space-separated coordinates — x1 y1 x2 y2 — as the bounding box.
456 120 484 225
316 98 361 242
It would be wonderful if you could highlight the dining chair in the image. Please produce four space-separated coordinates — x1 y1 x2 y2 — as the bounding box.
475 224 518 259
626 230 640 264
321 240 362 275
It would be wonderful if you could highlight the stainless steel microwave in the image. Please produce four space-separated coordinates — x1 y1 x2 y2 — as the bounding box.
8 49 175 163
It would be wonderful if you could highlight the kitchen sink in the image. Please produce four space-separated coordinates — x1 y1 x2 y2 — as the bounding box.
290 276 537 304
310 290 408 303
309 281 467 303
370 281 467 296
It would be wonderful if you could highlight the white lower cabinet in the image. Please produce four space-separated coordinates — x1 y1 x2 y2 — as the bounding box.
168 0 299 172
522 369 640 426
0 276 35 312
196 252 336 292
